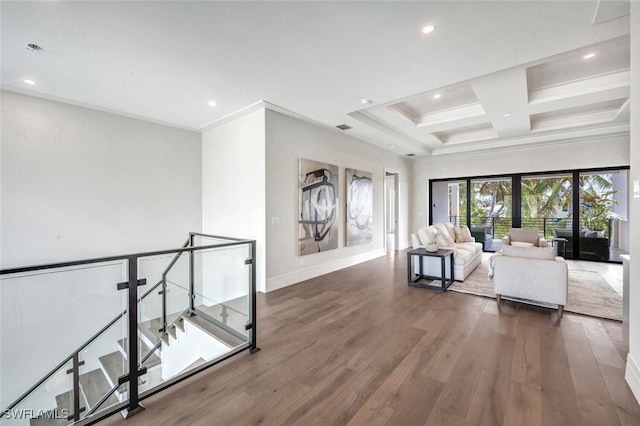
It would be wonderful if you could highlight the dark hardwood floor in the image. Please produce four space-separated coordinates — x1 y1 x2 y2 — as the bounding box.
102 251 640 425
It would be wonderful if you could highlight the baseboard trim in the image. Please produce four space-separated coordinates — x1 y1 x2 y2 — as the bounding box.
626 353 640 404
266 249 386 292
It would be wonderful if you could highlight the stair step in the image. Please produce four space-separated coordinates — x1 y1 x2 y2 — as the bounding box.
116 338 162 369
184 315 242 348
98 351 127 391
196 301 248 334
175 317 185 332
139 318 164 343
180 357 206 374
55 389 85 420
29 412 69 426
79 369 119 411
168 324 177 340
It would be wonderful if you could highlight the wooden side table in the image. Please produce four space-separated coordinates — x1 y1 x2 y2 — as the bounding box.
406 248 454 291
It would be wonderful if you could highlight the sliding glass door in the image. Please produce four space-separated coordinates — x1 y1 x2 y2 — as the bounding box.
578 170 628 261
469 178 512 252
429 167 629 262
521 173 573 242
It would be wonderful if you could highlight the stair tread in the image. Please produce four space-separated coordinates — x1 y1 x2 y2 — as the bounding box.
29 413 68 426
184 314 243 348
180 357 206 374
116 338 161 369
79 369 119 411
98 351 127 389
196 301 248 334
55 389 85 418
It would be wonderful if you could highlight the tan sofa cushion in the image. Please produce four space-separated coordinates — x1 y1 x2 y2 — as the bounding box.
456 242 482 255
453 248 473 265
454 225 474 243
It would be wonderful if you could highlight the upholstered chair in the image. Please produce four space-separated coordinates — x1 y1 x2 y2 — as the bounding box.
501 228 548 248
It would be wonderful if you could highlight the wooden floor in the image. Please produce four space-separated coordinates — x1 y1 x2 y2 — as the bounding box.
102 251 640 426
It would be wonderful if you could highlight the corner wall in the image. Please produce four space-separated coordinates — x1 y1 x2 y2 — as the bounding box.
626 1 640 404
264 110 411 292
201 109 266 292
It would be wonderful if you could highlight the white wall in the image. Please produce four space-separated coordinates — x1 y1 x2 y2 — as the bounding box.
0 90 202 408
264 110 411 292
626 1 640 405
411 137 630 231
0 91 202 267
201 109 266 293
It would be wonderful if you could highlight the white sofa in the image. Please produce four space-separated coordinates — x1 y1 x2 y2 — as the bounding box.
411 222 483 281
491 244 568 318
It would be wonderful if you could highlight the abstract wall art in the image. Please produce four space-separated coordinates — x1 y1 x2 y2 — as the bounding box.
345 168 373 246
298 159 339 255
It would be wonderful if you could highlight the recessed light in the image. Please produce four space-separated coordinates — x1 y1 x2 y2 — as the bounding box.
433 93 441 99
388 145 397 150
360 98 373 105
583 53 596 60
504 112 512 117
208 100 217 107
23 79 37 85
421 24 436 34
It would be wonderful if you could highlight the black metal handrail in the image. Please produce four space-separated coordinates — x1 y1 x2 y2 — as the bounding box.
0 238 191 417
0 232 258 424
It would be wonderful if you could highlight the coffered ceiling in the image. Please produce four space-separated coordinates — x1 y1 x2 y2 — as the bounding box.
352 34 630 156
0 1 631 159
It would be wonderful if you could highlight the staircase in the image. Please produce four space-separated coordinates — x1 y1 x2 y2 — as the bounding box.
29 310 242 425
2 232 257 426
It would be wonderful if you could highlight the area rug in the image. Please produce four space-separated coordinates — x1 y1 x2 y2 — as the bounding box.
446 260 623 321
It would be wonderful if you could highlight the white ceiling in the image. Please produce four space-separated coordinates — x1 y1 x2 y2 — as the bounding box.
1 1 631 158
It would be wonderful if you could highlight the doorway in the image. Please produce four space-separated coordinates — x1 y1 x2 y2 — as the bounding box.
385 171 399 252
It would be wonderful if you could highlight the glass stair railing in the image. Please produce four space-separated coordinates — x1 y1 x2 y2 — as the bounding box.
1 233 258 426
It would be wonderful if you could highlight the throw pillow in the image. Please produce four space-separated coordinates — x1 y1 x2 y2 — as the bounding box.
453 226 464 243
443 222 456 241
436 232 455 248
454 225 475 243
418 226 437 245
461 225 474 242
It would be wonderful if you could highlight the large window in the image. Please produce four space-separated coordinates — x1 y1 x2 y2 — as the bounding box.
521 173 573 240
470 178 512 250
576 171 628 261
429 167 629 262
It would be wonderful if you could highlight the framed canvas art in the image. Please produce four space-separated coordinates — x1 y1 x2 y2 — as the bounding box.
298 159 339 255
345 168 373 246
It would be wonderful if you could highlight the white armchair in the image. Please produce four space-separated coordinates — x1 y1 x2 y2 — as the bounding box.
492 245 568 318
502 228 548 248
